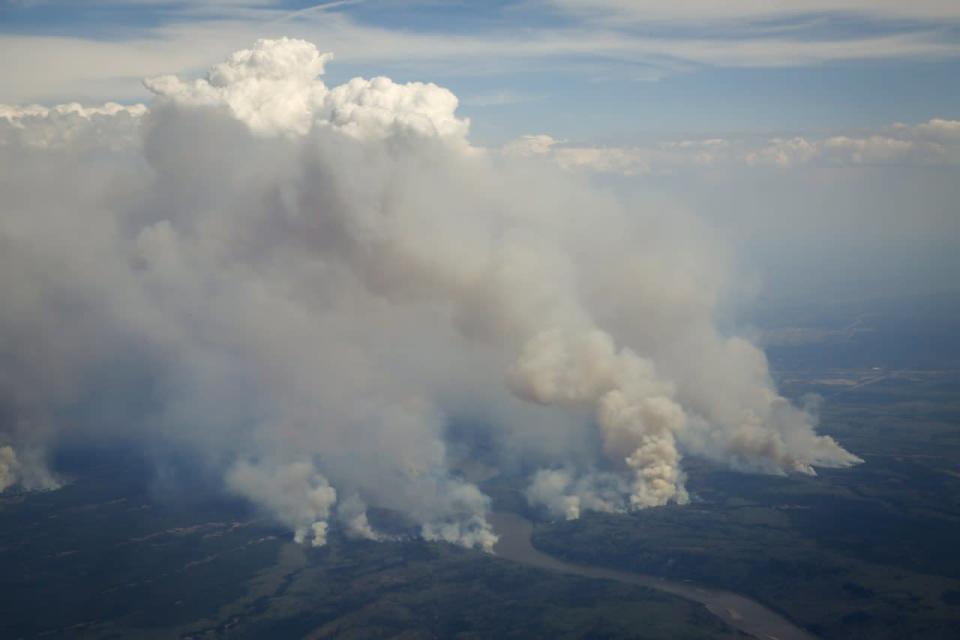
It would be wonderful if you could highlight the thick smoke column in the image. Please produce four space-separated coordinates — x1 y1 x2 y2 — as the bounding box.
227 461 337 547
0 38 860 545
509 329 689 509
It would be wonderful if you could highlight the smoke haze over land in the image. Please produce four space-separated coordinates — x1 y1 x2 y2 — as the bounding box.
0 38 863 548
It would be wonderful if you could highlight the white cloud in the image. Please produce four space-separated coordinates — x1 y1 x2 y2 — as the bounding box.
507 118 960 174
749 121 960 167
1 5 959 103
911 118 960 140
461 90 541 108
143 37 469 140
549 0 960 23
745 137 819 168
502 133 562 156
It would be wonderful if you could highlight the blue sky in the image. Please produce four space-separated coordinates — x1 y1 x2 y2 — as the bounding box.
2 0 959 144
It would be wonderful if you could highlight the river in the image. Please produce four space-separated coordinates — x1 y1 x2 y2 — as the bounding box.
490 511 817 640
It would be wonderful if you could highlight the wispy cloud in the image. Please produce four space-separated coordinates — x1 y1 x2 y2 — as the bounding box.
547 0 960 24
461 90 542 107
2 2 959 103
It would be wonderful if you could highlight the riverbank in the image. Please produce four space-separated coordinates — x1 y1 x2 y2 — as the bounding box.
490 511 817 640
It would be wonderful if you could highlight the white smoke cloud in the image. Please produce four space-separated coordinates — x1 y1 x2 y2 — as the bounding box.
0 38 860 539
0 446 18 493
0 102 146 149
526 468 635 520
0 445 60 493
227 461 337 547
336 495 382 541
509 329 689 508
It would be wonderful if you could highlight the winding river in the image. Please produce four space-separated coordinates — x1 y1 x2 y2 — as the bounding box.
490 511 817 640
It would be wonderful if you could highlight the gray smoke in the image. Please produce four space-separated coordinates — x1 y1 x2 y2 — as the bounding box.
0 38 860 548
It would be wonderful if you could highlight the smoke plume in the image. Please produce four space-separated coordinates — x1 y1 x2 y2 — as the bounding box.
0 38 860 547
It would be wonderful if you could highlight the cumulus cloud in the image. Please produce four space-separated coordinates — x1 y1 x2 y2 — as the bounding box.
510 118 960 175
0 38 859 540
912 118 960 140
144 37 467 140
744 137 819 169
745 124 960 168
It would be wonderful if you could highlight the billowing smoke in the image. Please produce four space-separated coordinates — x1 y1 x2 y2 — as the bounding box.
509 329 689 508
0 445 60 493
227 461 337 547
0 38 860 547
